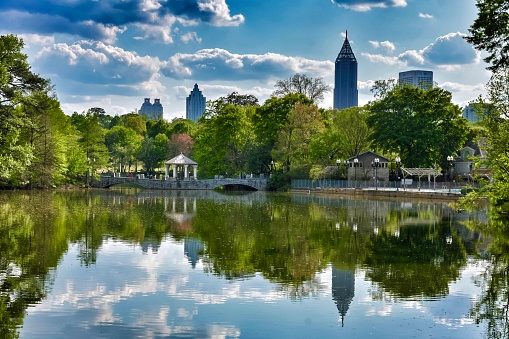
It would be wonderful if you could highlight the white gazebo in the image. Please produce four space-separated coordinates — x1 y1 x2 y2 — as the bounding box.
164 153 198 180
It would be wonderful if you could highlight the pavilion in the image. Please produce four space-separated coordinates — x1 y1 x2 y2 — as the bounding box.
164 153 198 180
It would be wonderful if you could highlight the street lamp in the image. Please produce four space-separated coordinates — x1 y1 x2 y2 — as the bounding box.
395 157 401 190
336 159 341 180
371 158 380 190
353 158 359 187
447 155 454 192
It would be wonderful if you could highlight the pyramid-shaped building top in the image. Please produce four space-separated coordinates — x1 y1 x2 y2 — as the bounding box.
336 32 356 62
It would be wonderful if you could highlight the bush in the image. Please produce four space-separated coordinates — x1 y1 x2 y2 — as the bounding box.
267 172 292 191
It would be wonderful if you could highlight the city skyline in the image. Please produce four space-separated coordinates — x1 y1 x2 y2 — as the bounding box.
0 0 489 120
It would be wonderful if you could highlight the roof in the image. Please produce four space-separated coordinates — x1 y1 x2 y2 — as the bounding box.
164 153 198 165
336 33 356 62
346 151 390 162
401 168 440 177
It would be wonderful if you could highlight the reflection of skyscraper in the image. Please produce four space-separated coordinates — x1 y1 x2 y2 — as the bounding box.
184 237 204 268
332 267 355 326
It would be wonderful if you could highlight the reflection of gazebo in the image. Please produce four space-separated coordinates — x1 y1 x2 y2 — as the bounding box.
332 267 355 327
164 153 198 180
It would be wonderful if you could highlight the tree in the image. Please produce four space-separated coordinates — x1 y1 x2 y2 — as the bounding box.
193 104 255 177
136 134 168 174
0 34 49 186
252 94 314 173
167 133 194 157
273 73 331 103
272 103 325 174
462 68 509 209
105 126 141 173
367 82 468 169
465 0 509 71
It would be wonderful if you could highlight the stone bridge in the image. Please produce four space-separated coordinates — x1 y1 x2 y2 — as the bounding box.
93 176 268 191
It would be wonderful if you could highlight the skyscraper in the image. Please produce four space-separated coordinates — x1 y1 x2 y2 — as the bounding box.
398 70 433 89
186 84 206 122
138 98 163 120
334 32 358 111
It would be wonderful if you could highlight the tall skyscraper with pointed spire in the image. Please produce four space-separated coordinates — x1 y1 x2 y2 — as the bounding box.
334 31 358 111
186 84 206 122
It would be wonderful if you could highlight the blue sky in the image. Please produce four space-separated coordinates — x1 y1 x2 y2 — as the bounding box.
1 0 488 120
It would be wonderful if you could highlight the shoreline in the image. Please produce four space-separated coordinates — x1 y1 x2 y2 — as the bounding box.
290 187 462 202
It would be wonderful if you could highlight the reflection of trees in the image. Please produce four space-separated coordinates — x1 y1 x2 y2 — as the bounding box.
364 222 467 299
0 190 173 338
468 212 509 338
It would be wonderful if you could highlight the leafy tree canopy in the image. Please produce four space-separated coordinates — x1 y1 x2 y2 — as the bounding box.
367 81 468 169
466 0 509 71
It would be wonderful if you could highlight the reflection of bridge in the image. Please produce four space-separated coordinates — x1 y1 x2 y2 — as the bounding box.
93 176 267 191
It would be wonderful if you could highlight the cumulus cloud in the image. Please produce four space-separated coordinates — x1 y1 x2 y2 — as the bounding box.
369 40 396 53
161 48 333 80
0 0 243 43
362 32 480 69
419 13 433 19
35 41 163 85
181 31 202 44
331 0 407 12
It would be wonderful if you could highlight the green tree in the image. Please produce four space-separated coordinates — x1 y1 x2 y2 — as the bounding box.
252 94 313 173
146 119 171 139
72 109 109 178
0 34 49 186
465 0 509 72
105 126 141 173
273 74 331 103
272 102 325 174
194 104 255 177
136 133 168 174
367 82 468 168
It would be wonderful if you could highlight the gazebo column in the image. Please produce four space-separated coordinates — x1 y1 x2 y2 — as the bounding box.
165 164 169 178
184 165 189 179
172 165 176 179
193 165 197 179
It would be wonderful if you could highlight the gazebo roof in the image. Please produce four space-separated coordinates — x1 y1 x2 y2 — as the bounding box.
164 153 197 165
401 168 440 177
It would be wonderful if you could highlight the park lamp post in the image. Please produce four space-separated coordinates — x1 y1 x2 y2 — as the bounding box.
447 155 454 192
371 158 380 190
353 158 359 187
336 159 341 180
395 157 401 190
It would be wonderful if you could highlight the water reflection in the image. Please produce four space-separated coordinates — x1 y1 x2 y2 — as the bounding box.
0 189 497 338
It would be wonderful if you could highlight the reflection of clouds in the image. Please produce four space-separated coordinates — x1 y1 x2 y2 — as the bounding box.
24 238 281 336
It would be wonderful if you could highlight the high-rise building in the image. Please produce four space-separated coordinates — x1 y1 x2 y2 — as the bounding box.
334 32 358 111
138 98 163 120
398 70 433 89
462 104 481 123
186 84 206 122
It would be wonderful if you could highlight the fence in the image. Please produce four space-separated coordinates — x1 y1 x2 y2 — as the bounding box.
291 179 468 191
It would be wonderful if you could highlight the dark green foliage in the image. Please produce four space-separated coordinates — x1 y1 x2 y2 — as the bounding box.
367 82 468 169
466 0 509 71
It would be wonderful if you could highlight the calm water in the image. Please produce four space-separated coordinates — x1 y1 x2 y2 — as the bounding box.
0 189 503 338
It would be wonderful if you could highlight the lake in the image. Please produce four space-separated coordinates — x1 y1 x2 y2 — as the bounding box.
0 189 503 338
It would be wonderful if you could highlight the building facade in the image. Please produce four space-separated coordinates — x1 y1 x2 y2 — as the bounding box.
398 70 433 89
334 32 358 111
186 84 206 122
462 104 480 123
138 98 163 120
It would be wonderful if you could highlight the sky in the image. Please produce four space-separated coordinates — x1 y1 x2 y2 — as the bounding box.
0 0 490 120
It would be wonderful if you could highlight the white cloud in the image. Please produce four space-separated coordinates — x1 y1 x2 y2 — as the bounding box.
17 33 55 47
181 31 202 44
197 0 245 26
363 32 479 69
369 40 396 53
331 0 407 12
162 48 333 80
419 13 433 19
